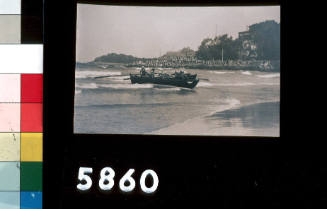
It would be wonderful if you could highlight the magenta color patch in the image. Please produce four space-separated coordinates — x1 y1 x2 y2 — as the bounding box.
0 103 20 132
0 74 20 102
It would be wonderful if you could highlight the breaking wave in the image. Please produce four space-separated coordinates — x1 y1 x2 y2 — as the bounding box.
197 81 216 87
210 71 235 74
256 73 280 78
241 71 252 75
155 87 182 91
97 83 154 89
106 75 130 81
75 70 121 79
223 98 241 107
76 102 179 109
75 83 97 89
75 89 82 94
216 82 255 87
260 82 280 86
215 82 279 87
198 81 257 87
75 82 197 91
149 97 241 135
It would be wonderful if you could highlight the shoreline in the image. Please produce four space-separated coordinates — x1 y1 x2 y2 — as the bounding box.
76 60 280 72
149 101 280 137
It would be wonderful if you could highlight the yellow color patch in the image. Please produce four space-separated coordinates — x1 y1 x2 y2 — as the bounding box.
21 133 42 162
0 133 20 161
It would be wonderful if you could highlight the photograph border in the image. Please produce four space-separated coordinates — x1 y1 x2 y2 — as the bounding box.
72 1 282 139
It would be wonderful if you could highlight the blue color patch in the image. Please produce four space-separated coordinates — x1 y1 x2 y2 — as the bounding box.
20 192 42 209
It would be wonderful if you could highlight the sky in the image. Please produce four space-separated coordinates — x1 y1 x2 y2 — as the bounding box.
76 4 280 62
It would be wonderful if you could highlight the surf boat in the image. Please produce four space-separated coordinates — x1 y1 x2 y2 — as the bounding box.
130 68 199 89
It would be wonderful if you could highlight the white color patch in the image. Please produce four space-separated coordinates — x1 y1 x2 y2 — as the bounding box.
0 0 21 14
0 45 43 73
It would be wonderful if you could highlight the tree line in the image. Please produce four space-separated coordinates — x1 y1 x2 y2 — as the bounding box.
92 20 280 63
196 20 280 60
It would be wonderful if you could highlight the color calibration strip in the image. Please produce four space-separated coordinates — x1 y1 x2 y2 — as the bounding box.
0 1 43 209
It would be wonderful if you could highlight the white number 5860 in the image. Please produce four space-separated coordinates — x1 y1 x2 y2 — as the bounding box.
77 167 159 194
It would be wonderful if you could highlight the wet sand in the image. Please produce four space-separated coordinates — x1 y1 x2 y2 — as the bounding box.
151 101 280 137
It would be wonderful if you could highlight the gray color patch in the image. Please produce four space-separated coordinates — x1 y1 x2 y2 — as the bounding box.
0 15 20 43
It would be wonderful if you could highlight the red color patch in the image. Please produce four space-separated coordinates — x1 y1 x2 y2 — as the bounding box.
21 74 43 103
21 103 43 132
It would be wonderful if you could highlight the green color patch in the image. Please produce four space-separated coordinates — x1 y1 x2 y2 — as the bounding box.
20 162 42 191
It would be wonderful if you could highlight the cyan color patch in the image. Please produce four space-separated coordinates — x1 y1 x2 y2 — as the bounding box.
20 192 42 209
0 162 20 191
0 192 20 209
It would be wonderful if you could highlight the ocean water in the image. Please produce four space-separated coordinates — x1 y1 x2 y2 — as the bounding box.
74 67 280 136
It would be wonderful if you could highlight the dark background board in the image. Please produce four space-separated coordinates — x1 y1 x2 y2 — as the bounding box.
21 0 43 43
43 0 324 209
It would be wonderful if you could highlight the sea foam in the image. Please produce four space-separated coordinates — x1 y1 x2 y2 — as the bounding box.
210 71 234 74
241 71 252 75
75 89 82 94
97 83 154 89
149 97 242 135
216 82 255 87
75 70 121 79
256 73 280 78
106 75 130 81
197 81 215 87
75 83 97 89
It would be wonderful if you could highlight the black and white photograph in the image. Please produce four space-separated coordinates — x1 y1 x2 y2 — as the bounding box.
74 4 280 136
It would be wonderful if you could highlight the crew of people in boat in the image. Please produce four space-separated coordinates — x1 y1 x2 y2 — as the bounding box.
139 66 195 80
131 66 199 88
140 67 156 77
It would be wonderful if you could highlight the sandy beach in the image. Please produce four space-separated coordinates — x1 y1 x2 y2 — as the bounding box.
150 101 280 137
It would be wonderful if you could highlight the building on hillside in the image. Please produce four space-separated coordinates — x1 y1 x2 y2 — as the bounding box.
238 30 258 60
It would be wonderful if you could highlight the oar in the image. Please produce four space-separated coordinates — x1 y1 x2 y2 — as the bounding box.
199 78 210 81
94 75 125 79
